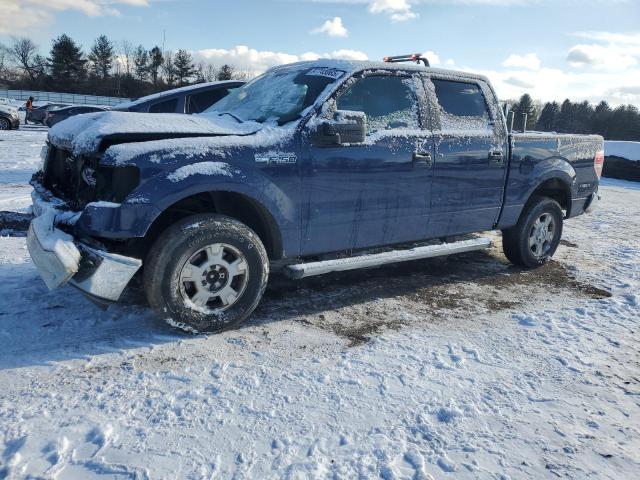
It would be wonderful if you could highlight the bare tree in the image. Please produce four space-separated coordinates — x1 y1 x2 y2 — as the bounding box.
119 40 134 77
9 37 40 82
203 64 218 82
162 51 176 86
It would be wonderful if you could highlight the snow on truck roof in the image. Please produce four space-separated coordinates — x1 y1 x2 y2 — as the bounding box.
269 59 490 83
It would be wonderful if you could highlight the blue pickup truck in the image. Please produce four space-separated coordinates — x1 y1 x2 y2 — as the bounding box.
27 58 604 332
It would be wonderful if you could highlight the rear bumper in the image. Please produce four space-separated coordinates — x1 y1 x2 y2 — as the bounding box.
27 191 142 303
584 191 600 214
568 190 600 218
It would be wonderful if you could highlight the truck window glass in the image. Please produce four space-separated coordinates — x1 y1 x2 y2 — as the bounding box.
337 76 419 134
149 98 178 113
431 79 490 131
205 67 342 125
187 89 229 114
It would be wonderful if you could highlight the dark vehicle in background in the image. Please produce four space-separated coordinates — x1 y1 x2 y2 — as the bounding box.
27 103 71 124
44 105 109 127
27 56 604 334
112 81 244 114
0 102 20 130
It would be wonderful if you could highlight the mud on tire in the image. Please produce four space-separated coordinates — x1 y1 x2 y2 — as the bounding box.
143 214 269 333
502 196 564 268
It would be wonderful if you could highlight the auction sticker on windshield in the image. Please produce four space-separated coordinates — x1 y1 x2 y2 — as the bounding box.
305 68 345 80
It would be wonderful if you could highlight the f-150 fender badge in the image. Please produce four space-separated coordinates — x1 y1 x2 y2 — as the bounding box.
255 152 297 165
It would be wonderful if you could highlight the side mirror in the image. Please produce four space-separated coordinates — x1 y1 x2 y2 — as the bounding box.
311 110 367 147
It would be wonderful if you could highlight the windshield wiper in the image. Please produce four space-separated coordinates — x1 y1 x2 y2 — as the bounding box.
218 111 243 123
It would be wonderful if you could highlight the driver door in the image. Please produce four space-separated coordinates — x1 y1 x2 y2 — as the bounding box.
300 73 434 256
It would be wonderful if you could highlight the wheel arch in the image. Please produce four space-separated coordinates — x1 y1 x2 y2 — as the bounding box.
139 190 284 260
524 175 573 214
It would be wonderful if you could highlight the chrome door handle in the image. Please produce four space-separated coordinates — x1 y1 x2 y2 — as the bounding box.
413 152 433 167
488 151 504 165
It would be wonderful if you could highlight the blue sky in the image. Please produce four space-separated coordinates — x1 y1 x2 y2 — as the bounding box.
2 0 639 105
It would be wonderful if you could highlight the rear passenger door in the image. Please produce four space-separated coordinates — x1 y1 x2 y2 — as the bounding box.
425 77 508 237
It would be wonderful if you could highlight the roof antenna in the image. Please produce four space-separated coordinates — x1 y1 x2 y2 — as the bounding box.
383 54 430 67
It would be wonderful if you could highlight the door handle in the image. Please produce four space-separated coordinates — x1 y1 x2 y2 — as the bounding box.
413 152 433 167
488 151 504 165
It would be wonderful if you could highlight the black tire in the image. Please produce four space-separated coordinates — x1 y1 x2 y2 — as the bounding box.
502 196 563 268
0 117 10 130
143 213 269 333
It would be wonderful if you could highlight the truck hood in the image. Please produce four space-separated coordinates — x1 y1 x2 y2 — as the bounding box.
47 111 261 156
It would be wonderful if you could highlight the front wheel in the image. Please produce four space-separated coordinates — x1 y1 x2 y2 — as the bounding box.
143 214 269 333
502 196 563 268
0 118 10 130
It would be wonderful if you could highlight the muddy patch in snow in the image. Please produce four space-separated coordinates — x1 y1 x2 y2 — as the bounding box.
253 246 611 346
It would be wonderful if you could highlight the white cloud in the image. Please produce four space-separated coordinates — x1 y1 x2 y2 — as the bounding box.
0 0 149 33
567 44 639 70
193 45 368 76
421 50 440 66
311 17 348 37
502 53 541 70
368 0 418 22
469 65 640 106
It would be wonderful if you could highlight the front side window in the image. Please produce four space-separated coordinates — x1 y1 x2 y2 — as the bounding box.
431 79 491 131
336 75 419 135
149 98 178 113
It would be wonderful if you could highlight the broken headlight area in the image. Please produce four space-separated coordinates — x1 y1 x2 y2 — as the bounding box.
94 165 140 203
40 144 140 208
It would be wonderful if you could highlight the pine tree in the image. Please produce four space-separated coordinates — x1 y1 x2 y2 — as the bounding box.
535 102 560 132
48 34 86 86
591 101 612 138
217 64 234 81
511 94 537 131
574 101 594 134
88 35 114 80
148 46 163 89
173 49 196 86
556 99 575 133
134 45 149 81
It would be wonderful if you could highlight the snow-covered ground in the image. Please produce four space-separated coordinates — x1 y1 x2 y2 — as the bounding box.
0 127 639 479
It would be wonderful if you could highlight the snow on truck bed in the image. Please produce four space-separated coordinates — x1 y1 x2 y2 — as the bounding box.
1 129 639 479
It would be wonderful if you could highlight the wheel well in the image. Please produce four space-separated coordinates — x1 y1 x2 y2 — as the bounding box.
527 178 571 212
139 191 283 260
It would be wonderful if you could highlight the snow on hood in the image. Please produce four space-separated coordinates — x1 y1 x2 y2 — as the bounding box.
47 111 261 156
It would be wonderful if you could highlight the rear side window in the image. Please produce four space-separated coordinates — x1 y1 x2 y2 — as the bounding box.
149 98 178 113
187 88 229 114
431 79 490 130
337 75 419 134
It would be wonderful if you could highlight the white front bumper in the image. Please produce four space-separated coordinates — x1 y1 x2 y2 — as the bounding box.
27 192 142 303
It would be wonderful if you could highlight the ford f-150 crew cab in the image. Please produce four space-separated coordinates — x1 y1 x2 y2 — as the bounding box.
27 57 604 332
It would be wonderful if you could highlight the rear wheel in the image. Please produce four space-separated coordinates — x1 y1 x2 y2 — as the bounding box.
502 196 563 268
143 214 269 333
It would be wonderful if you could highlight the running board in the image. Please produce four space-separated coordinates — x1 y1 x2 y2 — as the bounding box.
284 237 492 279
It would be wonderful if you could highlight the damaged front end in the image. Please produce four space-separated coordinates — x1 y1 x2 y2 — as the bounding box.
27 145 143 305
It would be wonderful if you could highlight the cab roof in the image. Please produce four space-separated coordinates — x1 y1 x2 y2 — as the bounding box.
270 59 490 84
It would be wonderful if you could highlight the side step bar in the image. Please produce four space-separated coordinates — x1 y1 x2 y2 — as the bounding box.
284 237 492 279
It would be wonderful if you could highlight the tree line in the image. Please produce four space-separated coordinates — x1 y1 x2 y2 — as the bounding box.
510 93 640 142
0 34 248 99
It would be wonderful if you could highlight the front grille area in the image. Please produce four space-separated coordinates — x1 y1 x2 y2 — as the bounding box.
43 144 96 209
